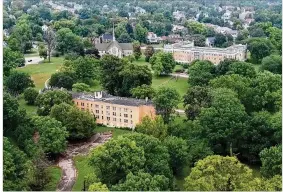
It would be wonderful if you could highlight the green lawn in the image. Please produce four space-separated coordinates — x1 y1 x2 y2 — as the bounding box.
24 48 39 57
95 125 132 139
152 76 188 109
73 155 94 191
17 95 37 115
44 166 62 191
17 57 64 90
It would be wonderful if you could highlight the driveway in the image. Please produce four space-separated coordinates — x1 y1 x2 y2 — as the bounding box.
25 56 44 65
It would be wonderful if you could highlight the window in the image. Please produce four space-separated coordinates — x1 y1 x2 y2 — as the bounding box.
120 113 122 116
124 114 128 118
120 119 121 122
91 104 93 107
124 119 128 123
96 115 99 119
130 115 132 118
76 102 78 105
113 112 116 116
106 106 110 110
131 120 133 124
106 111 110 116
113 107 116 111
101 105 103 109
87 103 89 107
107 117 110 121
101 111 103 114
102 116 104 120
95 110 99 113
124 108 128 112
113 118 116 121
81 103 84 106
95 104 99 108
81 108 85 110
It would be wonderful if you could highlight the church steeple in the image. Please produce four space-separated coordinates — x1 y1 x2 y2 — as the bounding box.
112 23 115 41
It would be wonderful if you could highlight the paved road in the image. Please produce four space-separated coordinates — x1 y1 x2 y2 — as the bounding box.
25 56 44 65
170 73 189 78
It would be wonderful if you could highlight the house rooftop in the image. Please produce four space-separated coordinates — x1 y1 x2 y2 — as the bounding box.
72 91 154 107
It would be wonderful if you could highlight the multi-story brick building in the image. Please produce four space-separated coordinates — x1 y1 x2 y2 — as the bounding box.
164 41 247 64
73 91 156 129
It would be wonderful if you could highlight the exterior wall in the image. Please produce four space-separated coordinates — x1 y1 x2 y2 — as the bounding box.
123 50 133 56
166 46 247 64
73 99 156 129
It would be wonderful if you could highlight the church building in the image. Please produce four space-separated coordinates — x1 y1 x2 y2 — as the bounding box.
95 25 133 58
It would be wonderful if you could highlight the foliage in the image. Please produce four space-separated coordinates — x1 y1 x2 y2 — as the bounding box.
88 182 109 191
38 43 47 60
153 87 180 123
49 71 77 90
189 34 206 47
227 61 257 78
246 38 275 63
43 27 56 62
35 90 73 116
164 136 189 174
5 71 34 95
188 60 216 86
72 83 91 92
31 116 68 154
144 46 155 62
184 155 254 191
89 136 146 186
135 115 168 140
133 43 142 60
260 54 282 74
23 87 39 105
196 88 248 155
3 48 25 76
134 24 148 43
4 137 30 191
111 171 169 191
259 145 282 178
185 21 207 35
184 86 212 120
130 84 155 99
150 52 176 75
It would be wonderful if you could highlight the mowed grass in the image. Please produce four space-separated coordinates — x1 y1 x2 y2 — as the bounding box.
73 155 94 191
95 125 132 139
17 57 64 90
17 95 37 115
44 166 62 191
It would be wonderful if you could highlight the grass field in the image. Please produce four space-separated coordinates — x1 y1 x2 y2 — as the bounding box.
95 126 132 139
17 57 64 90
44 166 62 191
17 95 37 115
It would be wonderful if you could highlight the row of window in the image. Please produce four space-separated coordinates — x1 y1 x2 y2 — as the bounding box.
95 115 133 124
77 102 132 112
94 110 132 118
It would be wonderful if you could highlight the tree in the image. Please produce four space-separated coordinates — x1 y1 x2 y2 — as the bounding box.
56 28 84 55
89 137 146 186
23 87 39 105
35 90 73 116
4 137 30 191
72 83 90 92
215 59 237 75
185 21 207 35
133 43 142 60
130 84 155 99
260 54 282 74
88 182 109 191
153 87 180 123
247 71 281 113
267 27 282 54
150 52 176 75
134 24 148 43
184 86 212 120
135 115 168 140
31 116 68 154
43 27 56 63
111 171 169 191
100 55 125 95
184 155 254 191
260 145 282 179
227 61 257 78
3 48 25 76
247 38 274 63
188 60 216 86
117 33 132 43
164 136 189 174
240 111 280 163
38 43 47 60
51 106 96 140
189 34 206 47
5 71 34 95
196 88 248 155
214 33 228 47
85 48 100 59
144 46 155 62
119 64 152 96
49 71 77 90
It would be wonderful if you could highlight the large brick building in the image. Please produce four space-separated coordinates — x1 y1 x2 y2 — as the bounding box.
164 41 247 64
73 91 156 129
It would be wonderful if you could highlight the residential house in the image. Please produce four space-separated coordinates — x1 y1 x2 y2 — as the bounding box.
73 91 156 129
172 24 187 33
205 37 216 47
42 24 48 32
173 10 186 21
147 32 159 44
162 34 183 43
222 11 231 22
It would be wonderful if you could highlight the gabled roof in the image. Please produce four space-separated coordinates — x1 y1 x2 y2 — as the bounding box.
102 34 113 40
95 41 133 51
